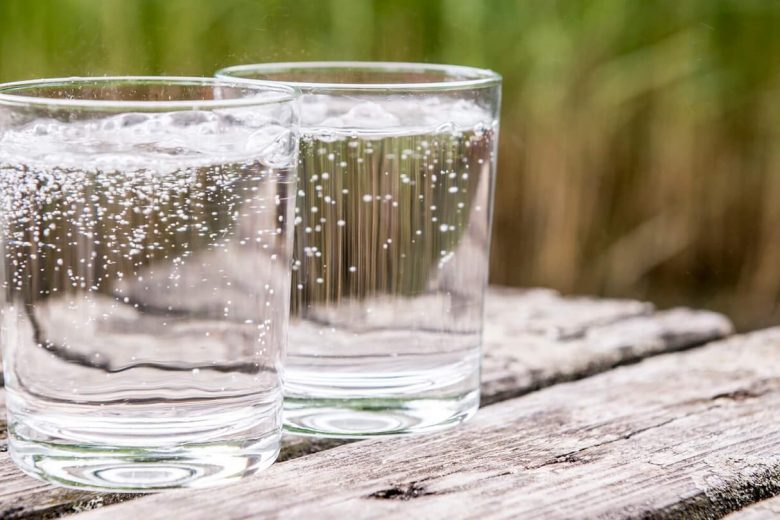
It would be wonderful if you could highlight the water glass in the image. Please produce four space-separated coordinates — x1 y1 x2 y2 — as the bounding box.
218 62 501 437
0 77 298 490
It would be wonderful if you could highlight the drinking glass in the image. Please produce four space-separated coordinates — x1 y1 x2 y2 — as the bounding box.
0 77 298 490
218 62 501 437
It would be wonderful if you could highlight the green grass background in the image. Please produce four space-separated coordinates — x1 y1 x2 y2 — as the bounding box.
1 0 778 329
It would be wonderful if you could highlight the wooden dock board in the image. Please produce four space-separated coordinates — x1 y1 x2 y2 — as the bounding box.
0 288 734 519
73 328 780 519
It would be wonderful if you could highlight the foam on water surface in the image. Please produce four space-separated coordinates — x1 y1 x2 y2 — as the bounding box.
0 109 294 172
300 96 493 136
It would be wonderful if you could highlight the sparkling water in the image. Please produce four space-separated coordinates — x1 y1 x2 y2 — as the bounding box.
0 111 296 490
285 97 498 436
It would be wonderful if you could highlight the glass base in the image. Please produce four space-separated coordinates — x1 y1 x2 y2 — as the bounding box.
283 390 479 438
9 430 280 492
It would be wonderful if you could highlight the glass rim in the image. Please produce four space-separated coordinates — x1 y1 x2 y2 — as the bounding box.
216 61 502 92
0 76 299 111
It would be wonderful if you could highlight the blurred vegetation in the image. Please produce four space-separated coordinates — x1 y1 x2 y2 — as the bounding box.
1 0 778 330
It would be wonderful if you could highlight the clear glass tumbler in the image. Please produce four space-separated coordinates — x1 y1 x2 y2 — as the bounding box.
218 62 501 437
0 77 298 490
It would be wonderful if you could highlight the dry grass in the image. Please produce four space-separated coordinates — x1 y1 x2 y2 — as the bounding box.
1 0 777 329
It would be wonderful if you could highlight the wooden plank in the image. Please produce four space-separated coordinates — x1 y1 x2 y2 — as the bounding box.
481 292 732 403
727 495 780 519
0 288 732 519
71 328 780 520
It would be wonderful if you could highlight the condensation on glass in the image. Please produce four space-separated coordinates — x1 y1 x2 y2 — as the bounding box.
219 62 501 437
0 77 298 491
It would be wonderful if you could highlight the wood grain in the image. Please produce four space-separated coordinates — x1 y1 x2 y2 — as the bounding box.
481 289 732 403
0 288 733 519
72 327 780 520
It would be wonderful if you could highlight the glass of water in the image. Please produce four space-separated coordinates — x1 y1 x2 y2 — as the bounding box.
0 77 298 490
218 62 501 437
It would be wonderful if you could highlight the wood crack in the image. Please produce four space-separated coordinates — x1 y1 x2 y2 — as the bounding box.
530 380 780 472
366 482 436 501
533 405 722 470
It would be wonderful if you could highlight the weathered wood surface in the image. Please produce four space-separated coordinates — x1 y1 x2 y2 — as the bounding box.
74 328 780 520
0 288 733 519
480 288 732 404
726 494 780 519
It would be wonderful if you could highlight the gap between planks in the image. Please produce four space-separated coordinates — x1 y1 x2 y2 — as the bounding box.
726 493 780 519
0 288 732 519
